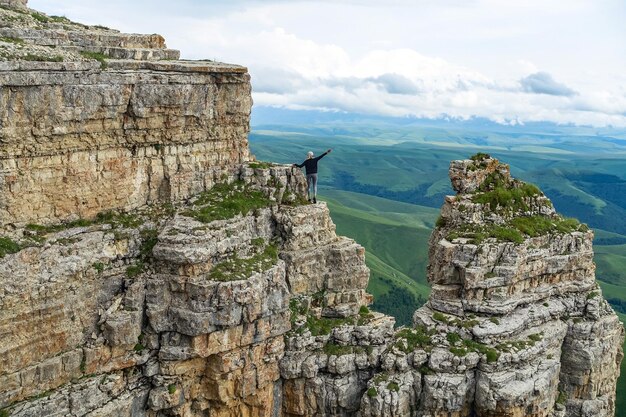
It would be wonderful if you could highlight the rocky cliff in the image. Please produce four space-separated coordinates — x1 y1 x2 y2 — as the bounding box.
357 155 624 417
0 2 623 417
0 0 250 227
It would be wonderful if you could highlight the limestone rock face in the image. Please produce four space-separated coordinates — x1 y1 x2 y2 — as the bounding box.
0 0 27 10
0 162 375 417
410 156 623 417
0 3 622 417
0 3 250 227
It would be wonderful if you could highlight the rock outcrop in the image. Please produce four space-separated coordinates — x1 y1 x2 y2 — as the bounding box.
358 155 624 417
0 2 622 417
0 162 374 417
0 0 250 227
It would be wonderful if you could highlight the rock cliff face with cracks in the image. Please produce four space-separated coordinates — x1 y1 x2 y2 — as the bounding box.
0 2 622 417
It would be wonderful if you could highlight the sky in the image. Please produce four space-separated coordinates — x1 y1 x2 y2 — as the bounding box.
30 0 626 127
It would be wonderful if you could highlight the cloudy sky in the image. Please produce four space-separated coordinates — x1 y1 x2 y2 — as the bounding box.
30 0 626 127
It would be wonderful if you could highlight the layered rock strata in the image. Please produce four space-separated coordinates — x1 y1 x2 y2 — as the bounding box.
0 0 250 227
0 163 374 417
0 1 622 416
358 155 624 417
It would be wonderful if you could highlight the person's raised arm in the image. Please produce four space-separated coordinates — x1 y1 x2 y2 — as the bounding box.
315 149 332 161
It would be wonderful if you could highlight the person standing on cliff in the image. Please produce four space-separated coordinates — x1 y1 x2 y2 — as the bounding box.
293 149 332 203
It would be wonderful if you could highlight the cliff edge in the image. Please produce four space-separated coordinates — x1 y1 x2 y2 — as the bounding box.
0 2 622 417
0 0 250 228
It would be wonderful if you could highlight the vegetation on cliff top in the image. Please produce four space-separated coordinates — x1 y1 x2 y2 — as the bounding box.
445 215 588 245
444 164 588 244
184 181 272 223
209 239 278 282
472 170 545 212
0 236 21 258
470 152 491 162
80 51 109 69
394 326 436 353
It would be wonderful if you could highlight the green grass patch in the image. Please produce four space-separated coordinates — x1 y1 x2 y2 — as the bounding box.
446 332 462 345
0 236 22 258
139 228 158 259
80 51 109 69
30 11 50 23
167 384 177 395
447 215 587 245
461 339 500 363
367 387 378 397
124 228 158 278
126 264 143 278
470 152 491 161
184 181 272 223
23 208 147 238
49 15 84 25
470 169 544 213
436 215 446 227
289 298 309 325
387 382 400 392
281 189 309 206
446 223 522 244
209 243 278 282
25 219 92 235
489 225 524 243
358 305 375 323
511 215 587 237
248 161 274 169
93 262 105 273
473 181 542 212
394 326 435 353
0 36 24 44
496 332 545 353
323 342 354 356
22 53 63 62
432 312 479 329
450 346 468 357
251 237 265 248
372 372 389 384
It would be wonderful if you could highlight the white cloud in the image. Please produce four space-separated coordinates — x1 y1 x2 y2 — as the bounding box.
28 0 626 127
520 72 577 97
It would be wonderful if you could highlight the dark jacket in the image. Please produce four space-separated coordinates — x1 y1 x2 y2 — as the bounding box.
296 152 328 175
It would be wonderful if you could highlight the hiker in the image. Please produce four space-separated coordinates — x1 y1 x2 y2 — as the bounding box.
293 149 332 203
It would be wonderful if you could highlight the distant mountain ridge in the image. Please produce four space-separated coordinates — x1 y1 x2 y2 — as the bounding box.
252 106 626 139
